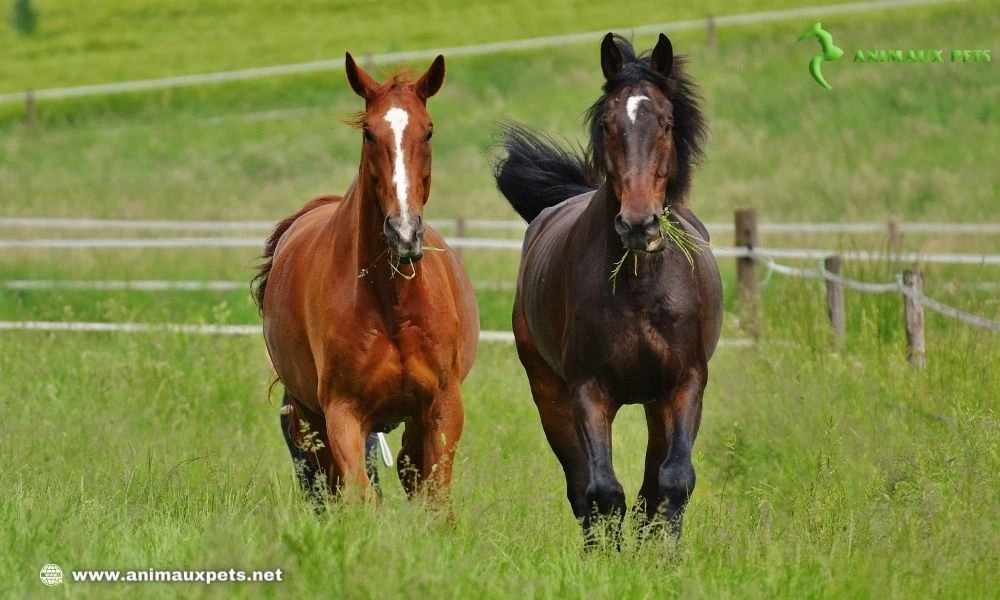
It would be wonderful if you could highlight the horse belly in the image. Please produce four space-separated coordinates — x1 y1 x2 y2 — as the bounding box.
263 270 322 408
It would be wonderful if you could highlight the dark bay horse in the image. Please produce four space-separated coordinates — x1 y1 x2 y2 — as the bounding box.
492 34 722 538
253 53 479 501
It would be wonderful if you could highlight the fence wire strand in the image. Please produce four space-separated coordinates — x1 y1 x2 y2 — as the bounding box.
756 252 1000 332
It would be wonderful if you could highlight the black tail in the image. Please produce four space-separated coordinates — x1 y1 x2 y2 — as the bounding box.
491 123 599 223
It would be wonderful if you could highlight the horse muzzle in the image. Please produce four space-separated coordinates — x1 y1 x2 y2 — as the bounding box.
614 213 664 253
384 214 425 261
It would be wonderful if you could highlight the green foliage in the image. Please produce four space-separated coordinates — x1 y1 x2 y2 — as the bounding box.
9 0 36 35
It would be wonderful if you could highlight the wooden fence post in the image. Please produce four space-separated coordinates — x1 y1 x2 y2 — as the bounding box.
887 216 901 256
902 269 925 369
25 89 36 129
824 255 845 350
706 15 717 51
735 208 759 337
455 216 467 263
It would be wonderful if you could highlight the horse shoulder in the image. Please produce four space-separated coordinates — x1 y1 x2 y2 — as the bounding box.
422 227 479 379
670 204 710 242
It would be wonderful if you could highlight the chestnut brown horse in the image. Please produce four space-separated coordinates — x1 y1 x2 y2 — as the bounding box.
492 34 722 539
253 53 479 501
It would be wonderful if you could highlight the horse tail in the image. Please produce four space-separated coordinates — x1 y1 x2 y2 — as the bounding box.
491 123 599 223
251 195 340 314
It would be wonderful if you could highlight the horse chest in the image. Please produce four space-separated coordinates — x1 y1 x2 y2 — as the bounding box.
328 320 445 402
569 300 693 402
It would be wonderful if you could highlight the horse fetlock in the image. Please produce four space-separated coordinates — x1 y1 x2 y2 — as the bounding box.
586 477 627 516
658 458 696 508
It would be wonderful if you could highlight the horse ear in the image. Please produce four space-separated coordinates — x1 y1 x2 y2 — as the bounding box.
600 33 623 81
650 33 673 78
345 52 377 100
416 55 446 101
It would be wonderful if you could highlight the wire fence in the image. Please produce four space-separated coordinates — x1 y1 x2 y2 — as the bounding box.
2 235 998 266
758 254 1000 332
2 210 996 346
0 319 763 349
3 217 999 235
0 279 516 292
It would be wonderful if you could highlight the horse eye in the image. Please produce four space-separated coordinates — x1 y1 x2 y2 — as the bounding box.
664 122 674 133
600 121 610 133
425 129 434 142
362 128 375 142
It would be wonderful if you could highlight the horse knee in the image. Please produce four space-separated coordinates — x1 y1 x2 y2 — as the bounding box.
586 476 626 516
659 459 696 509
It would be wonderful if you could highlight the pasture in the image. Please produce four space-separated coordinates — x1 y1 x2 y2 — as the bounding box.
1 0 998 597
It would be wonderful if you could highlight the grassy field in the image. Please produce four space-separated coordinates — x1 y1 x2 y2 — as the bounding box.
1 0 998 597
0 0 877 90
1 1 997 225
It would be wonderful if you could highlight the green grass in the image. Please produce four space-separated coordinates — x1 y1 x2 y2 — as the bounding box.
2 0 844 91
1 0 999 597
0 1 996 225
1 286 997 598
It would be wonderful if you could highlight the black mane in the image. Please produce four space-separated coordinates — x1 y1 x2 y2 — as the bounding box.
584 35 708 204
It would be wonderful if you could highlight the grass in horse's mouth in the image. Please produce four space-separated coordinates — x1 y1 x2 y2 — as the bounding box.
386 245 445 281
609 207 706 294
658 206 705 271
388 256 418 280
609 250 632 295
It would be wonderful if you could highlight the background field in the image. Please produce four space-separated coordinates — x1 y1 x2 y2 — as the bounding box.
1 0 998 597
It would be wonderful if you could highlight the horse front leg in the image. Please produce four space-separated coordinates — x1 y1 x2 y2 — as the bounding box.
321 400 374 500
653 368 705 537
402 381 464 502
636 403 669 525
571 380 625 544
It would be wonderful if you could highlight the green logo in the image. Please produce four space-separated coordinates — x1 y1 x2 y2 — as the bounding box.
798 22 844 90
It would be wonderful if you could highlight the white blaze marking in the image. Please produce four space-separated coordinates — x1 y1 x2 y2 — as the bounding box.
626 95 650 124
384 107 411 238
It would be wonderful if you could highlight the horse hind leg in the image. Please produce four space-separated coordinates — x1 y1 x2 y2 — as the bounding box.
514 317 592 540
364 434 382 496
280 391 329 502
396 420 424 499
523 356 589 523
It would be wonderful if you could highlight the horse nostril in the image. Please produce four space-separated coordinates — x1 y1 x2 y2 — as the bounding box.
382 217 398 243
613 214 630 236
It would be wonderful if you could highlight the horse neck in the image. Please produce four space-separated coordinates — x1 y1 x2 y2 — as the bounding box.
340 165 388 270
338 165 422 299
579 183 628 258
